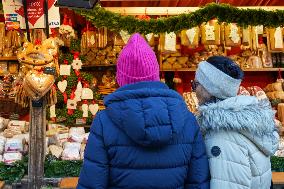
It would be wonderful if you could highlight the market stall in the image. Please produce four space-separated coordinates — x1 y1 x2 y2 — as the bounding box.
0 0 284 188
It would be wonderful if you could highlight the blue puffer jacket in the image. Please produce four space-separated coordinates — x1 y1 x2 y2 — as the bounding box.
77 81 210 189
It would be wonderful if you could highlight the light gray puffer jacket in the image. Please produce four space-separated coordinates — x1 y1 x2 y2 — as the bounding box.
197 96 279 189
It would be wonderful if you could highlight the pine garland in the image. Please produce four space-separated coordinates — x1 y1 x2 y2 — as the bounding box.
76 3 284 34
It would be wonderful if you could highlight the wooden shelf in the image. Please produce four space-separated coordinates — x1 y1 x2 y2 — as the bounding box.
243 68 284 71
161 68 284 72
82 64 116 68
0 57 18 61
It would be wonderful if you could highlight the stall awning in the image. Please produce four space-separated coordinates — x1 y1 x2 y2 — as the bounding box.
100 0 284 7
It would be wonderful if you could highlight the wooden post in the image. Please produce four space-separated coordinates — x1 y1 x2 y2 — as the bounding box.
28 99 46 189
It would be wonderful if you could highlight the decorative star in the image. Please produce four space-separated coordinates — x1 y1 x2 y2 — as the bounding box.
72 59 83 70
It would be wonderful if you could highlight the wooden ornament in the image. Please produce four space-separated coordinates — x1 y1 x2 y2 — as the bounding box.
67 99 77 110
50 105 56 118
89 104 99 116
60 65 71 76
82 104 89 118
57 80 67 93
71 59 83 70
81 88 93 100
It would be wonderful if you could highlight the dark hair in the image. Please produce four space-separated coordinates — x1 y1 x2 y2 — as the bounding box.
206 56 244 80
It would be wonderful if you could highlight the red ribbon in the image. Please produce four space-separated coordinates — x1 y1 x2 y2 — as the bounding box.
63 92 68 104
63 14 69 25
83 82 90 88
73 51 80 60
67 90 76 115
51 28 58 38
35 39 42 45
70 90 75 100
69 18 73 27
74 70 80 77
83 100 88 104
68 109 74 115
64 59 68 65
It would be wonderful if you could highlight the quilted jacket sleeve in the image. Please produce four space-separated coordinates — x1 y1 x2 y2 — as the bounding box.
205 132 252 189
185 120 210 189
77 112 109 189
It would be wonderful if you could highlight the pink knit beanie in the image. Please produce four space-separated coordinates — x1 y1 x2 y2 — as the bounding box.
116 33 160 87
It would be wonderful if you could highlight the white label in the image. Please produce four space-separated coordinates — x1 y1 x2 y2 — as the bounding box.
274 27 283 49
186 28 196 44
50 104 56 118
165 32 176 51
205 24 215 41
120 30 131 44
59 65 71 76
257 25 264 34
145 33 154 42
229 24 240 44
243 28 250 43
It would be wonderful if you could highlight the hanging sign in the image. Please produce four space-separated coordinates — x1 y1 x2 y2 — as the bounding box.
2 0 60 29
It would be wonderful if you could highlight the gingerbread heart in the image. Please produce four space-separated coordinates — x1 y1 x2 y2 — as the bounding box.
89 104 99 116
24 70 55 100
58 80 67 93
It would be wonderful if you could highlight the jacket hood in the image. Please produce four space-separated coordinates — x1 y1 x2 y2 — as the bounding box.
197 96 278 155
104 81 188 147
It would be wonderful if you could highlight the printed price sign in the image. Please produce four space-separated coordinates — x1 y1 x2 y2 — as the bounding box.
2 0 60 29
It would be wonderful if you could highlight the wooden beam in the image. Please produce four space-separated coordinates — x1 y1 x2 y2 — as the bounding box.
0 181 4 189
104 6 284 15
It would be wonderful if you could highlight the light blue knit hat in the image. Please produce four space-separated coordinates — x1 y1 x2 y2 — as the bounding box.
196 61 242 99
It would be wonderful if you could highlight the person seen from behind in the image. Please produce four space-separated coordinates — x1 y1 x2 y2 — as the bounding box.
77 33 210 189
194 56 279 189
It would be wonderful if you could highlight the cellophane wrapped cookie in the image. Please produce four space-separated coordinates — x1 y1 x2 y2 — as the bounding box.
201 20 221 45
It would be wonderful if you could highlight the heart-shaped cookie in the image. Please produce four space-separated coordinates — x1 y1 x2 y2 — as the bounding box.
24 70 55 100
89 104 99 116
58 80 67 93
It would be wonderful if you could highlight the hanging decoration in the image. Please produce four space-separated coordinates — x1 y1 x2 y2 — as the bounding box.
89 102 99 116
76 3 284 35
16 38 60 103
201 20 220 45
225 23 241 46
54 39 98 125
267 27 284 52
57 80 67 93
119 30 131 45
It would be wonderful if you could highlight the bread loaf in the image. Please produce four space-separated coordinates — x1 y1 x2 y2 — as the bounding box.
278 103 284 123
